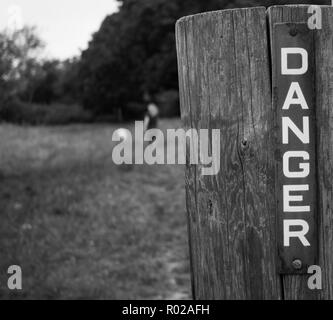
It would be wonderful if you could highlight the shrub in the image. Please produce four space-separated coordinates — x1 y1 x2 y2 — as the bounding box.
0 100 93 125
156 90 180 118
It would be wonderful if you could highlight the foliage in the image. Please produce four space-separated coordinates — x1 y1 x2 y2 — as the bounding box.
78 0 330 119
0 26 43 103
0 100 92 125
0 0 331 123
32 58 81 105
0 27 83 124
0 120 189 299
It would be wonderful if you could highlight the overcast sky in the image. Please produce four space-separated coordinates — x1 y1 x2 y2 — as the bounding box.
0 0 120 60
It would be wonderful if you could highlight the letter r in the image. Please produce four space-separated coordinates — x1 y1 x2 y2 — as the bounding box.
284 219 310 247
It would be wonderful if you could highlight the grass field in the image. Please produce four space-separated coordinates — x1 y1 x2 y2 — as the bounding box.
0 119 191 300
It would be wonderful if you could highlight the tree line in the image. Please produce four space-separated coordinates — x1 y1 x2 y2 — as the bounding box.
0 0 329 124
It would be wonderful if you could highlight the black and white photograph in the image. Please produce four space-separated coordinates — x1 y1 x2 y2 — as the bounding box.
0 0 332 306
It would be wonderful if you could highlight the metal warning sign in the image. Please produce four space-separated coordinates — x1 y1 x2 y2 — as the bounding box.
273 23 318 274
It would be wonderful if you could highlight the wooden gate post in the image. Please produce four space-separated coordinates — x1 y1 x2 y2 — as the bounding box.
176 5 333 300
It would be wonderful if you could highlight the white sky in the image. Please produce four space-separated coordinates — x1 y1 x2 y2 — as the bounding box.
0 0 120 60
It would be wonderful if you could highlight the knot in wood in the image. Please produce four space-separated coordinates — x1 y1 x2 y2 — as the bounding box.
208 199 213 215
240 139 249 151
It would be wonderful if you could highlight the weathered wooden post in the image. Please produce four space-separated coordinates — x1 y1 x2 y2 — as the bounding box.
176 5 333 300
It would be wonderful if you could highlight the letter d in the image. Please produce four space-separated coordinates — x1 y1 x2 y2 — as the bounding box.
281 48 308 75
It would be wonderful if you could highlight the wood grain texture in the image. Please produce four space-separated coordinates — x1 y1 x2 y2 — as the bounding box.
177 5 333 300
268 5 333 300
315 6 333 300
176 8 282 299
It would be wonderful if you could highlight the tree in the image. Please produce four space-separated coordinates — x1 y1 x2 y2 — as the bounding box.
79 0 190 118
0 26 44 105
79 0 330 120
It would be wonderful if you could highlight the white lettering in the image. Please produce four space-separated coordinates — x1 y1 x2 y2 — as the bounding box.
282 116 309 144
283 151 310 178
281 48 308 75
284 220 310 247
283 185 310 212
282 82 309 110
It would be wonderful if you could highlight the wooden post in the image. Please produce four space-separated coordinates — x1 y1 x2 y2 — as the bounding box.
176 5 333 300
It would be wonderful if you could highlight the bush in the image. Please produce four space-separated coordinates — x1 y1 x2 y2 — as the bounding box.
124 102 146 120
156 90 180 118
121 90 180 121
0 100 93 125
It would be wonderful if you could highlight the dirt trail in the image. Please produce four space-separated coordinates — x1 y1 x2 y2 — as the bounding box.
162 250 191 300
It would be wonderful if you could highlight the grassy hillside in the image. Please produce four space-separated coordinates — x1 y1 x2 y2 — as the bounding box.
0 119 191 300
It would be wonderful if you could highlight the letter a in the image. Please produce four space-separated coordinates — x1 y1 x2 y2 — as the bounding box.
308 5 322 30
282 82 309 110
308 265 322 290
7 265 22 290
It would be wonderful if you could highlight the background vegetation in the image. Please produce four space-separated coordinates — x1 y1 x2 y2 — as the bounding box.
0 120 191 299
0 0 330 124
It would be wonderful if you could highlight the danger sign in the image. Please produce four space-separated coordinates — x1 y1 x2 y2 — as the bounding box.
273 23 317 274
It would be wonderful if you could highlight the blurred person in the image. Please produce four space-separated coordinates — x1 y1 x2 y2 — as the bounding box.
143 93 159 143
